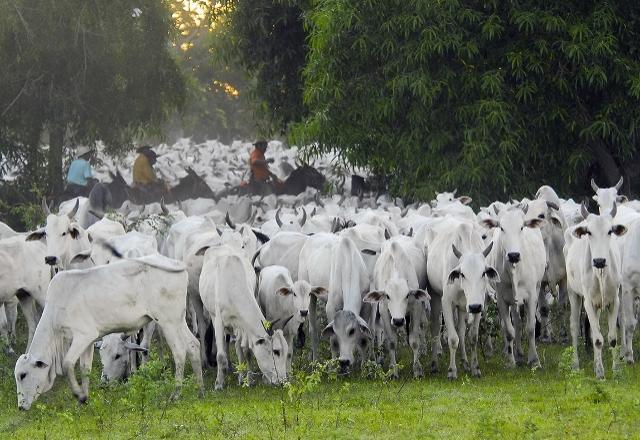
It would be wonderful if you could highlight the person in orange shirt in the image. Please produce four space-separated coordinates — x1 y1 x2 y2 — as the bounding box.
249 140 275 182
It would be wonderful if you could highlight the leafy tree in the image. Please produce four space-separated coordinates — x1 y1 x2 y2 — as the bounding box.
211 0 308 135
0 0 185 193
294 0 640 203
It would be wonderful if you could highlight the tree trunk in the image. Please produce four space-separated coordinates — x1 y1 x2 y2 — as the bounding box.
590 143 621 188
47 124 64 194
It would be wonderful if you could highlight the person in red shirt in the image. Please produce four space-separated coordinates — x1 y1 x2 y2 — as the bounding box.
249 140 274 182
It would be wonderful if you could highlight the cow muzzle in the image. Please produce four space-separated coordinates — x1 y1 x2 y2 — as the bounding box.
392 317 405 328
468 304 483 314
507 252 520 264
44 256 58 266
299 310 308 318
593 258 606 269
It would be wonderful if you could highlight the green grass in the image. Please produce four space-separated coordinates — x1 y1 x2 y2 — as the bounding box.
1 336 640 439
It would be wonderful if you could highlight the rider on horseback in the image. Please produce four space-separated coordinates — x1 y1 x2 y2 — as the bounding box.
66 145 96 198
249 140 279 194
133 145 166 199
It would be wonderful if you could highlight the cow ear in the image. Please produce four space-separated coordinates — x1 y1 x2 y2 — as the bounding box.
356 316 373 339
447 268 462 285
484 267 500 282
34 360 49 368
195 246 210 256
573 226 589 238
457 196 472 205
612 225 627 236
87 233 93 243
363 291 387 303
549 216 562 227
321 323 334 338
69 226 81 239
124 342 149 353
277 287 294 296
70 251 92 264
411 289 430 302
481 219 499 229
310 287 328 300
616 195 628 203
524 218 544 229
26 229 46 241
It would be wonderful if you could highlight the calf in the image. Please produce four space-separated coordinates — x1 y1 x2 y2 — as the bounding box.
96 332 149 383
566 203 626 378
14 252 204 409
258 265 327 372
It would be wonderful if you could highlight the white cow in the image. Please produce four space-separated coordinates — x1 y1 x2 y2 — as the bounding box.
566 203 627 378
261 208 308 237
621 219 640 363
0 221 18 239
198 244 289 390
427 218 497 378
14 252 204 409
0 236 50 349
363 241 429 378
252 231 309 279
257 265 327 372
591 177 625 214
96 332 149 383
481 206 546 368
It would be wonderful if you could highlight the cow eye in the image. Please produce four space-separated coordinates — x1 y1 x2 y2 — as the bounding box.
62 232 67 236
273 350 281 357
114 354 121 360
348 328 355 337
19 373 27 380
538 214 545 219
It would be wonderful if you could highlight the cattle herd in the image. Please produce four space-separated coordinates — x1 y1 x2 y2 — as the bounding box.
2 164 640 411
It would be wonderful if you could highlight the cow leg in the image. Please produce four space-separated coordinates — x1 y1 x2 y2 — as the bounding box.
5 300 18 345
497 296 515 368
213 315 227 390
78 345 94 398
607 291 620 372
442 299 458 379
189 292 211 368
309 294 319 362
235 338 247 385
181 323 204 397
285 331 295 375
16 294 38 351
457 309 469 372
538 285 552 343
161 323 194 398
511 305 525 366
557 278 569 343
381 309 398 379
527 291 541 368
429 294 443 373
621 284 636 363
409 304 423 378
468 312 481 377
63 336 95 403
568 290 582 369
583 300 604 379
140 321 156 366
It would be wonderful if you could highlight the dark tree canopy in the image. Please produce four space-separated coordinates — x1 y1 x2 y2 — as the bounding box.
0 0 185 192
293 0 640 203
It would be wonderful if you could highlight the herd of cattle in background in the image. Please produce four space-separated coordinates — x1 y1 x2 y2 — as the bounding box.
2 153 640 409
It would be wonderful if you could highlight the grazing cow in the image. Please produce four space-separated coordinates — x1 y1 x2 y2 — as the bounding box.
481 206 546 368
299 234 373 369
257 265 327 372
363 241 430 378
0 236 50 350
96 333 149 383
426 218 497 378
26 199 91 270
14 251 204 410
566 203 627 378
198 244 289 390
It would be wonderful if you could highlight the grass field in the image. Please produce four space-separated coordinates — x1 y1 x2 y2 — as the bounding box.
1 332 640 439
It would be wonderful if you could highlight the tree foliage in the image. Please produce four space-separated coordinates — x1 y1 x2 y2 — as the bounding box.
294 0 640 202
0 0 185 192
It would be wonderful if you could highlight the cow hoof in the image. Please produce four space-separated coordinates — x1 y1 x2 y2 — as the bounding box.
214 382 224 391
447 368 457 380
472 368 481 378
413 363 423 378
430 361 438 374
505 357 516 369
539 335 552 344
462 360 470 372
529 358 541 369
77 395 88 405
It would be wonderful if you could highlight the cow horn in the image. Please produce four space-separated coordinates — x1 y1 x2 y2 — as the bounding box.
315 193 325 208
452 188 458 196
581 202 590 220
452 243 462 259
338 195 346 206
225 212 236 230
310 207 317 217
275 208 283 227
611 202 617 218
331 217 340 233
615 176 623 191
407 227 413 237
546 201 559 211
216 227 223 236
384 229 391 240
591 178 599 193
42 197 51 216
299 207 307 227
68 199 80 219
160 198 169 215
482 241 494 258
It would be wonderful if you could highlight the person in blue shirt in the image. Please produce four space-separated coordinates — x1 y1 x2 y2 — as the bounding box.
66 145 96 197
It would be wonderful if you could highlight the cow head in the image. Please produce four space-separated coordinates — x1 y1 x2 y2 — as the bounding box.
591 177 625 215
277 281 327 322
251 328 289 385
15 353 55 410
434 190 472 207
26 198 84 269
274 207 307 232
322 310 372 373
447 242 498 314
573 203 627 270
481 207 543 265
526 199 563 229
364 278 429 327
97 333 147 383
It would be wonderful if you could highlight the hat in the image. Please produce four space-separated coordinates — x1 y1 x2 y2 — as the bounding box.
76 145 91 157
253 139 268 147
137 145 158 158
